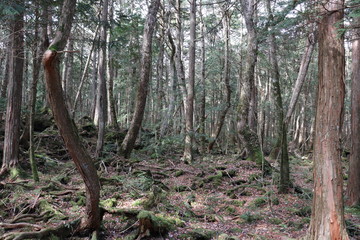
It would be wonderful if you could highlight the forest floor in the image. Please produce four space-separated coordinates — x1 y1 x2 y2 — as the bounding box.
1 119 360 240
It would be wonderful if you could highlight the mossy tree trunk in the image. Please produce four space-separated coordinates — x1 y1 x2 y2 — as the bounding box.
237 0 268 173
42 0 101 232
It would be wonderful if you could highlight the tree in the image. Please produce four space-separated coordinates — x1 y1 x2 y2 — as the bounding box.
237 0 270 174
28 3 49 182
120 0 161 158
207 1 231 152
42 0 101 233
1 0 25 176
306 0 349 239
183 0 196 162
346 16 360 207
266 0 289 193
95 0 109 158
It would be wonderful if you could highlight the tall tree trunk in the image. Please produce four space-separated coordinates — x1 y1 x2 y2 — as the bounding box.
72 25 99 119
0 39 12 121
160 30 177 137
95 0 109 158
183 0 196 163
208 3 231 152
285 28 316 124
42 0 101 232
266 0 289 193
237 0 270 174
120 0 161 158
106 0 119 130
199 0 206 150
1 0 24 176
306 0 349 239
346 17 360 207
29 5 49 182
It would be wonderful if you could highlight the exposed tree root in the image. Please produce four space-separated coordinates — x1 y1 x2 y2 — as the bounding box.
1 219 81 240
0 223 42 230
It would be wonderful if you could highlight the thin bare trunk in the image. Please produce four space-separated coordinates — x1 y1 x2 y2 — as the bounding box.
285 28 316 124
72 25 99 119
120 0 161 158
208 4 231 152
346 17 360 207
95 0 109 158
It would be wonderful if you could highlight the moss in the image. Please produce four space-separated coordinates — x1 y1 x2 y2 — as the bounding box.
250 197 267 208
231 200 246 207
136 210 180 235
174 185 189 192
38 199 67 220
225 206 236 214
204 171 223 185
179 228 217 240
294 206 311 217
239 212 263 223
100 198 117 208
175 170 184 177
269 218 282 225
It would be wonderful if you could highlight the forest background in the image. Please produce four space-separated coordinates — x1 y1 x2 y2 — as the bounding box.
0 0 360 239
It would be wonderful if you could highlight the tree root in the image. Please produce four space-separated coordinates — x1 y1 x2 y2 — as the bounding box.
0 223 42 230
1 218 81 240
11 211 51 223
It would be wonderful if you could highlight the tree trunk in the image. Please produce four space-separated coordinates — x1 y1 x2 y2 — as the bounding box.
346 17 360 207
160 30 177 137
72 25 99 119
306 0 349 239
1 0 24 176
120 0 161 158
183 0 196 163
266 0 289 193
42 0 101 232
285 28 316 124
199 0 206 150
208 3 231 152
29 5 49 182
237 0 269 173
95 0 109 158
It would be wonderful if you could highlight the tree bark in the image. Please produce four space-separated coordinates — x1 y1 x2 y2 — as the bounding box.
183 0 196 162
266 0 289 193
199 0 206 150
208 3 231 152
346 17 360 207
72 25 99 119
120 0 161 158
95 0 109 158
306 0 349 239
237 0 269 173
42 0 101 232
1 0 24 175
29 4 49 182
285 28 316 124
